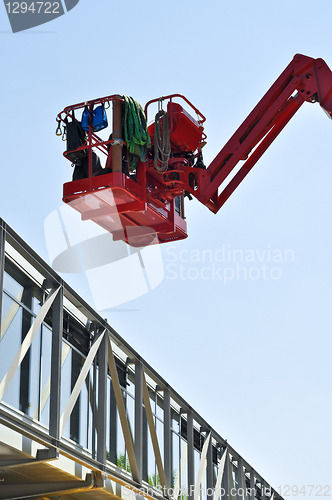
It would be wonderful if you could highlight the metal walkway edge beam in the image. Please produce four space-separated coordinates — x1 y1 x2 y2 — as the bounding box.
0 447 58 468
0 470 104 500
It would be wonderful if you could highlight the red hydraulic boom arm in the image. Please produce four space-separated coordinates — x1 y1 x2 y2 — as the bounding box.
194 53 332 213
57 54 332 246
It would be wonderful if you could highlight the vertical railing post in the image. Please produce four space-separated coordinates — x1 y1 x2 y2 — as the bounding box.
164 388 172 490
187 411 195 500
49 281 63 442
207 432 213 500
112 98 123 173
97 331 108 465
135 360 143 484
92 358 97 458
222 450 230 498
249 472 255 500
20 288 33 415
261 481 266 500
0 220 5 333
142 408 148 481
109 382 117 464
236 458 244 500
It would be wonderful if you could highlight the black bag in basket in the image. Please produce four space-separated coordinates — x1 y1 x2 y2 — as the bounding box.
65 110 87 164
72 151 103 181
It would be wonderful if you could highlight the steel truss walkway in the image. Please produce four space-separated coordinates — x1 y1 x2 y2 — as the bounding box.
0 218 283 500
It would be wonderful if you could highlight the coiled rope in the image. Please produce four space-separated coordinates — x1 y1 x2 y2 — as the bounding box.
154 103 171 173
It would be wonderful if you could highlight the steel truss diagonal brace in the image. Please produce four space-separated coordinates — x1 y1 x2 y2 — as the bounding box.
60 329 106 436
172 442 187 500
194 432 211 500
142 371 168 494
1 289 23 341
34 343 70 421
213 448 228 500
0 286 60 402
0 470 104 500
107 333 140 484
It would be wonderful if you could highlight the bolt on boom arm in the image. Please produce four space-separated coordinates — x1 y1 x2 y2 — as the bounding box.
196 54 332 213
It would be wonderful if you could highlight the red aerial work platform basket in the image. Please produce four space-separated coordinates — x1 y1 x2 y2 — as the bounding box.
58 94 205 247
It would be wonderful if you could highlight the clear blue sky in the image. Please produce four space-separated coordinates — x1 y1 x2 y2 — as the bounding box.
1 0 331 496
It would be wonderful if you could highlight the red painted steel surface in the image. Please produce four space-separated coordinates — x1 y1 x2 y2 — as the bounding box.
147 103 203 153
201 54 332 212
63 171 187 247
168 102 203 152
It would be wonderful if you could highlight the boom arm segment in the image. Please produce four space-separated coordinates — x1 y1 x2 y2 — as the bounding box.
198 54 332 213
